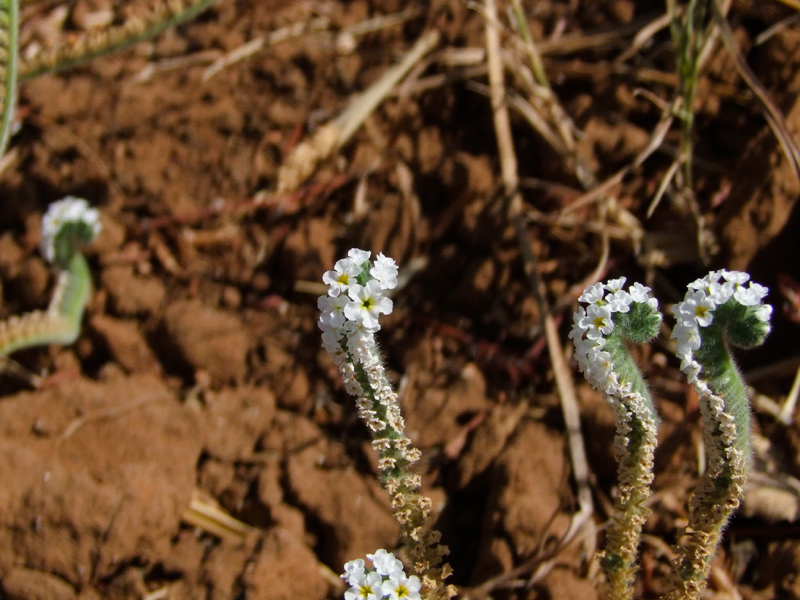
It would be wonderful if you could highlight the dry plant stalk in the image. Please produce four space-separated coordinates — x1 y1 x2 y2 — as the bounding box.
276 29 440 194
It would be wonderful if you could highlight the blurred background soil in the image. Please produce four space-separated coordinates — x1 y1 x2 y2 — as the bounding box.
0 0 799 598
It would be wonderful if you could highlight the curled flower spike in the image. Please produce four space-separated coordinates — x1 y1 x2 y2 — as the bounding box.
571 277 662 600
667 270 771 600
320 250 454 600
40 196 101 268
0 197 100 359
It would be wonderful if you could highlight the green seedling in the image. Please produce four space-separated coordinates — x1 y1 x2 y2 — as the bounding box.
0 197 100 357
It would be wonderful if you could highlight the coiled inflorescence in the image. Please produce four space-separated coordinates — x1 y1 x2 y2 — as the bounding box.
672 269 771 387
667 270 771 600
570 278 661 397
570 277 662 600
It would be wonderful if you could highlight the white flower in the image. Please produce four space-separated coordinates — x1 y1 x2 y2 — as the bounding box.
721 270 749 285
672 323 701 355
323 258 362 297
676 290 715 327
345 319 376 363
371 253 399 290
734 282 768 307
318 294 349 329
568 307 587 342
680 357 702 383
40 196 101 263
579 282 605 305
755 303 773 322
367 549 404 577
607 289 632 313
587 349 614 388
348 248 371 265
345 571 384 600
345 281 393 330
579 303 614 340
604 277 627 293
382 572 422 600
688 273 722 302
342 558 366 586
628 282 652 304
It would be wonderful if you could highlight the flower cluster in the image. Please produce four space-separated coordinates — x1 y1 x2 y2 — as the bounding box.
318 249 398 369
341 549 422 600
569 277 659 395
40 196 102 265
672 270 772 383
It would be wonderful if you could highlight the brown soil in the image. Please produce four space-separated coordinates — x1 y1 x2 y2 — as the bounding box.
1 1 800 599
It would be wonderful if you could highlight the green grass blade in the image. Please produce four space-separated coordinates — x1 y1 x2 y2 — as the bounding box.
0 0 19 158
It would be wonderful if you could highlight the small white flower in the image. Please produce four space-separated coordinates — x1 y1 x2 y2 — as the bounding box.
734 283 768 307
342 559 366 586
348 248 372 265
323 258 361 297
345 319 376 363
579 303 614 340
579 282 605 305
345 571 384 600
688 273 722 301
755 303 773 322
721 270 749 285
371 253 399 290
345 281 393 330
382 572 422 600
568 307 587 342
628 282 652 304
321 328 346 361
318 294 349 328
604 277 627 293
367 549 404 577
680 358 702 383
607 289 633 313
677 290 715 327
672 323 701 354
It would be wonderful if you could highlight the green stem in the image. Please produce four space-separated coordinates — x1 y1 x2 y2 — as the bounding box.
0 253 92 356
601 317 660 600
0 0 19 159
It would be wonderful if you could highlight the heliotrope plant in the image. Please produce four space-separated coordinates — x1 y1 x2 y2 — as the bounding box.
570 278 662 600
0 196 100 359
572 270 771 599
667 270 771 599
319 249 454 600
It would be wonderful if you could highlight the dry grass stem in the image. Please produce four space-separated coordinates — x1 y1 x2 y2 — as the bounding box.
182 492 257 541
778 364 800 424
202 17 331 81
712 0 800 182
276 29 439 194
